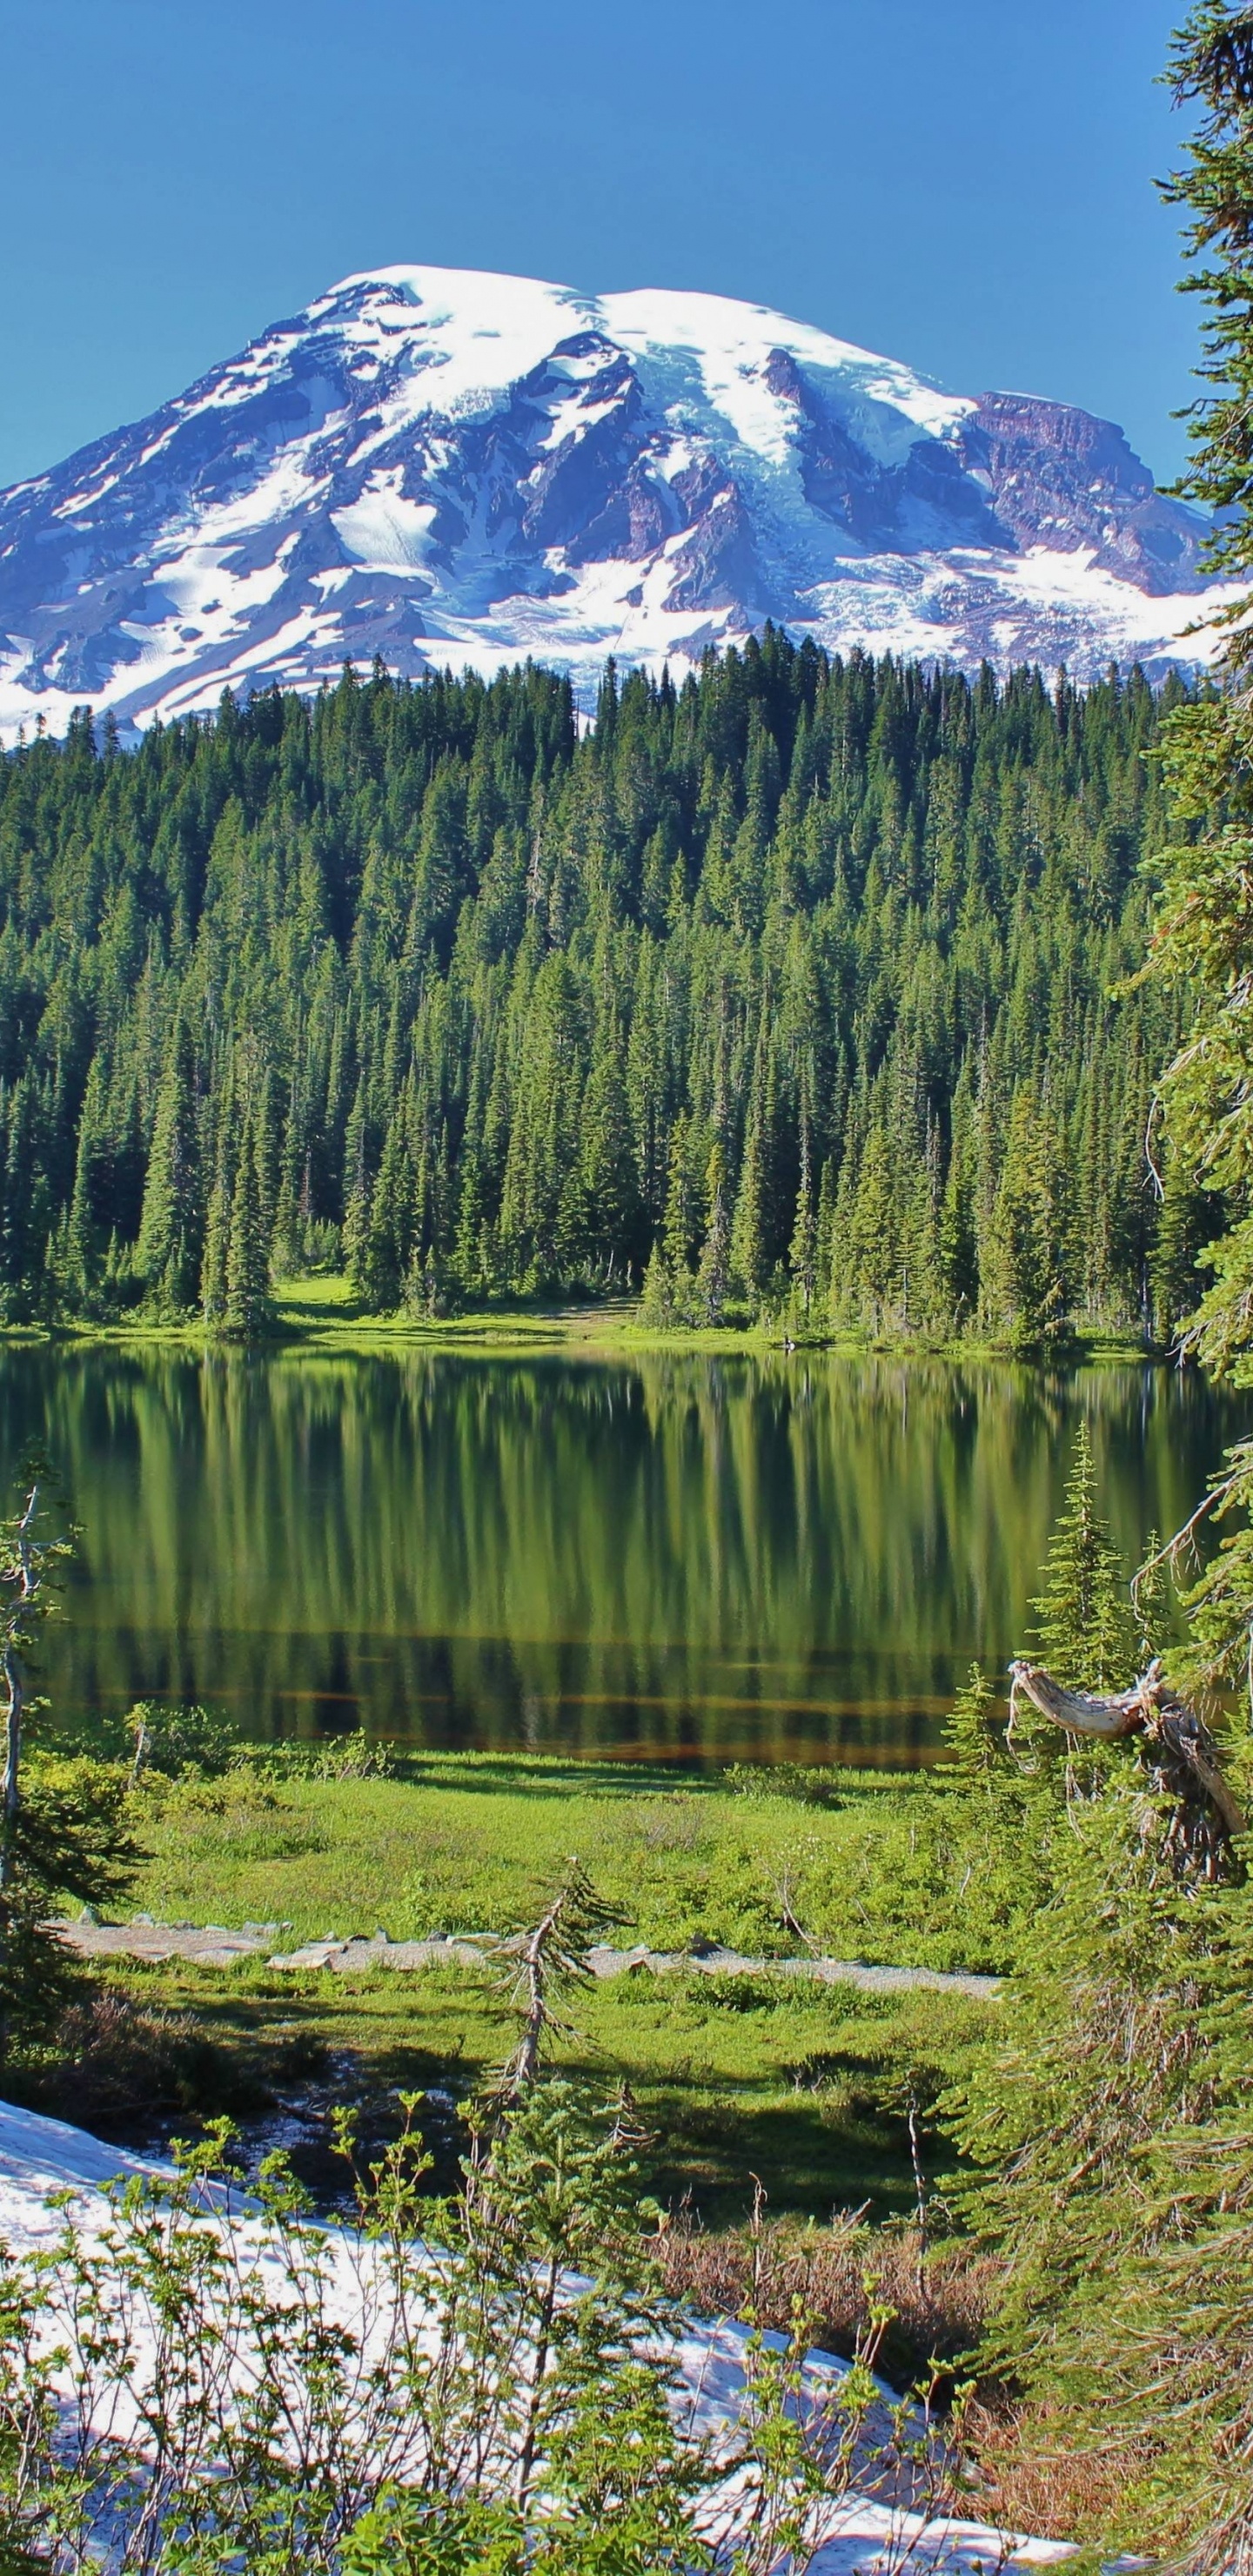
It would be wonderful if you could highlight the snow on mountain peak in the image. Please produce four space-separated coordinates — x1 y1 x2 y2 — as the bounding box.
0 261 1233 741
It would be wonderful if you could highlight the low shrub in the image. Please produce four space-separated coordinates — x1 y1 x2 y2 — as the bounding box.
723 1762 842 1808
660 2208 1000 2392
33 1987 267 2123
236 1730 402 1782
126 1700 240 1779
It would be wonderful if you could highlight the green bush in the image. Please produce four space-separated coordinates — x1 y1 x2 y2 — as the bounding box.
723 1762 841 1808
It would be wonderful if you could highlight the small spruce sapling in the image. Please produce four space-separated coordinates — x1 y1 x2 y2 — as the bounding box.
939 1664 1005 1797
1028 1422 1137 1690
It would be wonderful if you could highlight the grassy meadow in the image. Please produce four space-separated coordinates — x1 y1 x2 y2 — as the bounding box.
44 1749 1008 2229
126 1751 1011 1972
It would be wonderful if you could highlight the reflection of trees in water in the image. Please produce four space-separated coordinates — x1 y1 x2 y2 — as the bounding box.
0 1349 1239 1762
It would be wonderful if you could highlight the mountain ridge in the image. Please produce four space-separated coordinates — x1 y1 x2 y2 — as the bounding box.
0 263 1230 739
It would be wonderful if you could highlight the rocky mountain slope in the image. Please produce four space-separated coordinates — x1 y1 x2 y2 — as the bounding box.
0 263 1230 737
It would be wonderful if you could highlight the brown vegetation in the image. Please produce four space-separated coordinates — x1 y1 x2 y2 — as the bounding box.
659 2208 1001 2393
961 2403 1162 2545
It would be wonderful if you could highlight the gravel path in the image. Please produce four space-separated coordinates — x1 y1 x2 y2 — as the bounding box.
61 1917 998 1997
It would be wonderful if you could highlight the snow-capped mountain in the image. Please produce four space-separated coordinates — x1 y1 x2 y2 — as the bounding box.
0 264 1231 739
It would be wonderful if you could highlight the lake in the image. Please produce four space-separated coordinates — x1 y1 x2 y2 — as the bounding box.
0 1345 1239 1766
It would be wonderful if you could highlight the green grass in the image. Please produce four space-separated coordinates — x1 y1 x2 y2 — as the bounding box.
93 1949 993 2227
48 1748 1015 2225
126 1752 999 1971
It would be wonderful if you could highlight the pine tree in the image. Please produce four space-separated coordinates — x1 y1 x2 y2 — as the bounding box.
137 1013 202 1311
984 1089 1069 1350
787 1116 817 1320
453 1149 488 1302
940 1663 1005 1794
200 1169 230 1327
361 1106 415 1311
639 1238 675 1325
941 33 1253 2569
224 1116 270 1339
660 1113 700 1278
1028 1423 1137 1690
729 1110 767 1306
580 1049 641 1277
62 1081 98 1318
695 1143 730 1325
846 1124 899 1329
342 1077 371 1294
944 1783 1225 2454
0 1076 47 1325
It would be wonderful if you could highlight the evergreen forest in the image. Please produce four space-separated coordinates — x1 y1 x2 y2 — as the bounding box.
0 636 1206 1345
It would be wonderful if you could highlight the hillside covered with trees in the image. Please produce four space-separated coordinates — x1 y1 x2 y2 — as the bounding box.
0 635 1204 1344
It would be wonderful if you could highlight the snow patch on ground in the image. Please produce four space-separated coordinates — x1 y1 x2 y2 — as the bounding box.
0 2099 1072 2573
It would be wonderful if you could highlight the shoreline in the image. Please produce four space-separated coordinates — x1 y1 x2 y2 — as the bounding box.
0 1276 1162 1367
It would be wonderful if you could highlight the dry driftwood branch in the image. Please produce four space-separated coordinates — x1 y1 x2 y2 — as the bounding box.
1008 1655 1244 1876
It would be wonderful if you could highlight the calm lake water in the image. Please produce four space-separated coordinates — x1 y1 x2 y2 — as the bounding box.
0 1345 1241 1767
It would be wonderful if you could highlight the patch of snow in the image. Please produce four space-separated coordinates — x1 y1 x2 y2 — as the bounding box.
601 286 974 466
331 471 439 572
0 2098 1071 2573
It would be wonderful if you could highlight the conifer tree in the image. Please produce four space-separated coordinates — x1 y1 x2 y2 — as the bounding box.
941 40 1253 2566
1028 1423 1137 1690
200 1168 230 1328
984 1090 1069 1350
695 1143 730 1325
787 1117 817 1320
730 1109 768 1306
639 1238 675 1326
660 1113 701 1278
342 1077 372 1295
0 1076 46 1325
361 1106 415 1311
939 1662 1005 1794
62 1074 100 1317
580 1049 641 1275
224 1115 270 1339
137 1012 202 1311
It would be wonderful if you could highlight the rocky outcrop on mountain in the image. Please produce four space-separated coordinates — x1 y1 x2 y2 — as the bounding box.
961 392 1206 594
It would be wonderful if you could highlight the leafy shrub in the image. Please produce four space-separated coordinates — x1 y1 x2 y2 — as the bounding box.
126 1700 239 1779
37 1986 266 2121
238 1730 402 1782
723 1762 841 1808
0 2083 950 2574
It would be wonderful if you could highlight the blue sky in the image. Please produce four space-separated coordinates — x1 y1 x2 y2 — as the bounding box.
0 0 1197 494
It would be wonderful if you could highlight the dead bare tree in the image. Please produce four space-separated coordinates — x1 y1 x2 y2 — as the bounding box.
0 1480 40 1896
1008 1655 1243 1879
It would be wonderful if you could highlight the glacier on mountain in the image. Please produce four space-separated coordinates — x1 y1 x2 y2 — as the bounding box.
0 262 1233 740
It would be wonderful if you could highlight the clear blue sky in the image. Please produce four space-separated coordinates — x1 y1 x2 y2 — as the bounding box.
0 0 1199 495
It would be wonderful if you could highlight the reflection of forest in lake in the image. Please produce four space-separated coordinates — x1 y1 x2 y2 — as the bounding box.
0 1347 1241 1766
